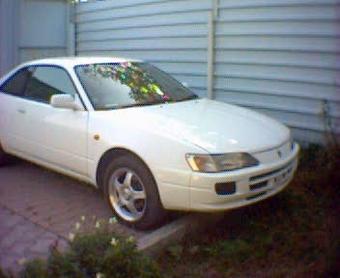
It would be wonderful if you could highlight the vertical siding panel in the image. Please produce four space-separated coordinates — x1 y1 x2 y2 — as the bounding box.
215 0 340 144
76 0 211 97
76 0 340 144
0 0 20 76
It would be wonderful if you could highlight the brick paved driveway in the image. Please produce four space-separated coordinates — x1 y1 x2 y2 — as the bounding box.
0 160 144 275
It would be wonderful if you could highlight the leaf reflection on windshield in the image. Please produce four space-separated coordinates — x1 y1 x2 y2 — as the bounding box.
76 62 198 110
87 62 170 104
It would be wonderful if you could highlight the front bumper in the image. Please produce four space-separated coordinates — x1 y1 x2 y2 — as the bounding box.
188 143 299 211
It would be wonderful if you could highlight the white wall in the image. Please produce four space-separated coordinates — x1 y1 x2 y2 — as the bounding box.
0 0 69 76
19 0 68 62
213 0 340 144
75 0 340 145
0 0 20 76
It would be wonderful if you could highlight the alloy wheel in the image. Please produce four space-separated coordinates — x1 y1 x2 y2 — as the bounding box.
108 167 147 222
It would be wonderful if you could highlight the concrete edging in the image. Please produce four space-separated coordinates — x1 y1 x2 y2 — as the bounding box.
137 212 224 256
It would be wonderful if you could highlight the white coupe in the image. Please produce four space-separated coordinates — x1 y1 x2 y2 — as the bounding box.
0 57 299 229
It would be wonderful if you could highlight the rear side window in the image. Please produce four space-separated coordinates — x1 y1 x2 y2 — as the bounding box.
0 68 31 97
25 66 77 103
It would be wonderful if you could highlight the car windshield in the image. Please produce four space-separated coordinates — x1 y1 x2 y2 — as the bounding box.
74 62 198 110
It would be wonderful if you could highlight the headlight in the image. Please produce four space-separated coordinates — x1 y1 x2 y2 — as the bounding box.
185 153 259 173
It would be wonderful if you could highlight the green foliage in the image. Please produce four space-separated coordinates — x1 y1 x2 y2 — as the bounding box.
0 268 10 278
20 259 48 278
205 239 252 262
20 228 161 278
68 229 113 276
166 245 183 262
100 243 159 278
47 250 83 278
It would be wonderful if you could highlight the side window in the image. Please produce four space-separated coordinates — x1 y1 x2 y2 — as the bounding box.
25 66 77 103
0 68 31 97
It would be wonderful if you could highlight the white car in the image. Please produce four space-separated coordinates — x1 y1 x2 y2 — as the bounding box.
0 57 299 229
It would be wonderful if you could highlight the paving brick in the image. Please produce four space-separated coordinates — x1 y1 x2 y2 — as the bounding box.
0 208 12 219
0 253 21 274
29 236 57 255
0 228 11 240
40 231 59 242
8 240 34 258
1 221 44 248
47 209 95 229
51 223 74 239
55 238 69 253
0 233 21 250
0 248 11 260
0 214 23 230
0 161 147 274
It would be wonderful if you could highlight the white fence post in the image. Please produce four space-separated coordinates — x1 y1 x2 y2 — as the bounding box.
207 0 218 99
67 2 76 56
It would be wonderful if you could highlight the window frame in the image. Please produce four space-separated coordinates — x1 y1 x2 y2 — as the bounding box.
0 67 32 98
0 64 87 110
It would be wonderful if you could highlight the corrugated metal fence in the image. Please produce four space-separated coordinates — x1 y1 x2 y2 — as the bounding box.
75 0 340 144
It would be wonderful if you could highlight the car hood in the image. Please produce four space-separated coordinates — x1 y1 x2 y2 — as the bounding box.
107 98 290 153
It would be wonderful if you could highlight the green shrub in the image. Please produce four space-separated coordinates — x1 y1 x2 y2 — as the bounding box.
20 227 161 278
47 249 83 278
0 268 9 278
166 244 184 262
100 243 159 278
20 259 48 278
205 239 252 262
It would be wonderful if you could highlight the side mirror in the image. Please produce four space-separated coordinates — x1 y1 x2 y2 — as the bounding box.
50 94 82 110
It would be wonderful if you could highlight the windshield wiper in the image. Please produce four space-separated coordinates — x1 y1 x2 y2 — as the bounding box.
174 95 198 102
98 95 198 110
109 100 166 110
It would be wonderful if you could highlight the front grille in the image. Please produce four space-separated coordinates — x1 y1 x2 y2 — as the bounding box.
250 162 293 182
246 191 267 200
249 181 268 191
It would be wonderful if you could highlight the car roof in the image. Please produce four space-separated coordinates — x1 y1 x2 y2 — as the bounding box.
21 56 142 68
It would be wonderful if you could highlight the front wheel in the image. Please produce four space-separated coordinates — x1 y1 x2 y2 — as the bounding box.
103 154 166 230
0 142 10 166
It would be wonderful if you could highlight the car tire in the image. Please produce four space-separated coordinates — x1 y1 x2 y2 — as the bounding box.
103 154 166 230
0 142 10 166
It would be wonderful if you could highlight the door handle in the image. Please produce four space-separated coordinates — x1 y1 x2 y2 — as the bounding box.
17 109 26 114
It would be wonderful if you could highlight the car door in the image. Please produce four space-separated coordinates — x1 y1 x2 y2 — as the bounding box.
19 65 89 176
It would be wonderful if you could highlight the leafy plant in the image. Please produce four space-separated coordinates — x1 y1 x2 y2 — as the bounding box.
20 225 161 278
0 268 10 278
167 244 183 262
20 259 48 278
